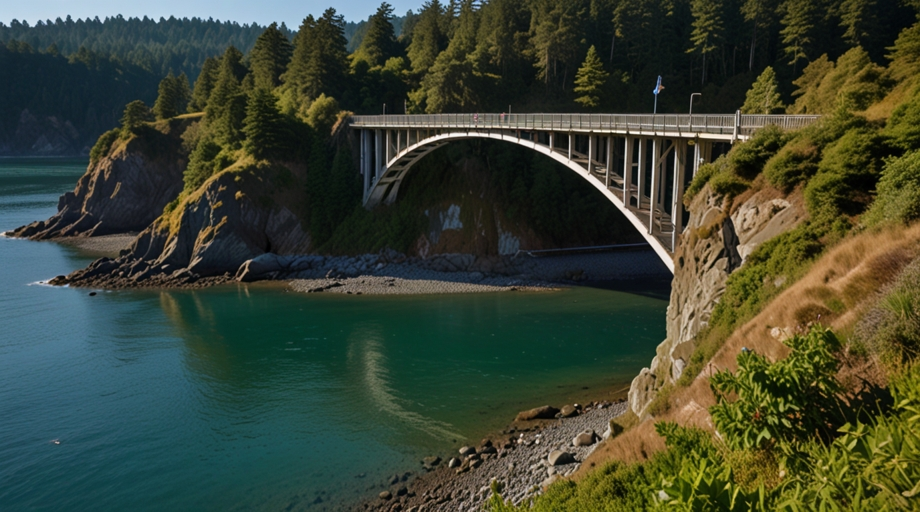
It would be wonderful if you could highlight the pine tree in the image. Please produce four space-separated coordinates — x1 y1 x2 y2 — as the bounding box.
574 46 608 109
189 56 220 112
153 71 191 119
741 0 779 70
688 0 725 84
839 0 879 50
741 66 785 114
283 9 348 105
419 0 482 112
530 0 584 89
780 0 818 73
407 0 448 75
121 99 152 132
206 46 248 147
249 22 293 90
242 88 289 160
353 3 402 68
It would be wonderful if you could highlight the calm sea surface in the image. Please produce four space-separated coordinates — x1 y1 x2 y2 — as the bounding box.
0 158 669 511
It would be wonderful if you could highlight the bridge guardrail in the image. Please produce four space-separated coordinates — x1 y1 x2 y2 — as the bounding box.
350 113 820 138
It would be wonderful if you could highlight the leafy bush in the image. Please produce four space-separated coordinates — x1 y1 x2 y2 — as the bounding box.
730 125 789 180
683 158 722 205
776 363 920 510
710 327 844 450
885 87 920 151
89 128 120 165
804 172 852 221
763 136 820 191
863 150 920 227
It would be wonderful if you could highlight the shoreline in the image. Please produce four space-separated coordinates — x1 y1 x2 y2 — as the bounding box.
358 395 631 512
26 232 671 295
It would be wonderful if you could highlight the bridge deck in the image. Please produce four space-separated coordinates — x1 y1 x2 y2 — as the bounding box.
351 113 819 141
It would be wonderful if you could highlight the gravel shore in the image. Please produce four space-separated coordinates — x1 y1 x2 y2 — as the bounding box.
362 401 629 511
53 233 136 257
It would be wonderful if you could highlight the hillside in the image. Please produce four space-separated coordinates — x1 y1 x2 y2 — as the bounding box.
482 19 920 511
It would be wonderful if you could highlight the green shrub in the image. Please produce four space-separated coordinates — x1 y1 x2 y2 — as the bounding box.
763 135 821 191
804 172 852 221
89 128 120 166
886 86 920 151
730 125 789 180
683 158 722 205
710 326 844 450
863 151 920 227
776 363 920 510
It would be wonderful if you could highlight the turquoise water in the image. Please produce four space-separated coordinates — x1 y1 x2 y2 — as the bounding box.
0 158 669 511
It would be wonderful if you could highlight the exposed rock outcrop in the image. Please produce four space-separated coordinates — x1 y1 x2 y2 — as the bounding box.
628 185 807 418
8 125 187 239
53 164 312 288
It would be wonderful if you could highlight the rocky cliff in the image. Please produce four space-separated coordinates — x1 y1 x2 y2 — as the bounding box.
53 161 313 287
628 184 807 417
8 123 189 239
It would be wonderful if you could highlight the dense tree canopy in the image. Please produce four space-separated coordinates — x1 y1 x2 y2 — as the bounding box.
2 0 918 156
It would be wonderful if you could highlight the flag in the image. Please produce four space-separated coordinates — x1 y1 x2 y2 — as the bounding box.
653 76 664 95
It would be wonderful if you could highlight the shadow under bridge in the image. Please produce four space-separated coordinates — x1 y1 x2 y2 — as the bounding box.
349 113 820 273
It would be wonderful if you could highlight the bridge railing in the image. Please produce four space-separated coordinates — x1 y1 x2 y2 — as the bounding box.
350 113 820 137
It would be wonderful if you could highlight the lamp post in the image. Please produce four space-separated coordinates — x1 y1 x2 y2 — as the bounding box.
689 93 701 115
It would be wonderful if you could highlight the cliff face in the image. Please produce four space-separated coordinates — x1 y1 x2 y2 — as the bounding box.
56 163 313 287
628 185 807 418
8 126 187 239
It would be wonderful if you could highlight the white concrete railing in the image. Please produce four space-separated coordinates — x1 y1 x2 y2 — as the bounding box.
350 113 820 138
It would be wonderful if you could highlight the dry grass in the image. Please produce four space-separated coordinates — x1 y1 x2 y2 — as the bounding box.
573 221 920 479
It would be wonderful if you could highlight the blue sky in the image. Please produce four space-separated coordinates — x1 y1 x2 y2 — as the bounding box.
3 1 418 28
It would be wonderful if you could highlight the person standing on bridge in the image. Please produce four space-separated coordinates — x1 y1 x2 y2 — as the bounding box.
474 113 479 125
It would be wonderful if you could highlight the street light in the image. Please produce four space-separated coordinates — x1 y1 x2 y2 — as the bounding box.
689 93 701 115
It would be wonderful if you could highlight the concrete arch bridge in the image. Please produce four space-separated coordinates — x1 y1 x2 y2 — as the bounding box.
349 113 819 272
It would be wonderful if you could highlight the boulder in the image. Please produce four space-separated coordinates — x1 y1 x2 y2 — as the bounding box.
515 405 559 421
547 450 575 466
560 404 579 418
573 430 597 447
448 457 461 468
422 455 441 467
379 491 392 500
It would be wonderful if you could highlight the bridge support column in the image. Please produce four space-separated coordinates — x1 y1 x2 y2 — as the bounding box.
605 136 613 187
361 130 371 197
649 138 660 234
623 137 634 206
588 135 594 174
568 134 573 161
375 129 384 181
672 140 687 251
637 138 646 210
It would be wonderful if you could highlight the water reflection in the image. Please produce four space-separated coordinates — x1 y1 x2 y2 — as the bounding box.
348 325 462 441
